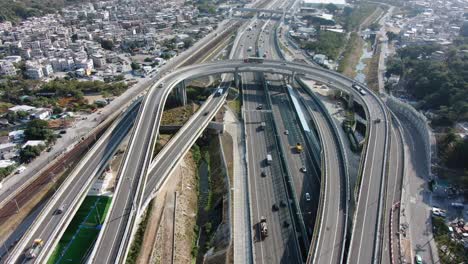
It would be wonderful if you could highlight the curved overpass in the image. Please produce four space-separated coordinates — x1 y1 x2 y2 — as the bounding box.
90 59 389 263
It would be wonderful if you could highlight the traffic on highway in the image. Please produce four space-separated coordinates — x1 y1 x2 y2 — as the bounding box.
0 0 410 263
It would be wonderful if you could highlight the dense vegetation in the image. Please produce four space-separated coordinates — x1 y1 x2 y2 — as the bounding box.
388 44 468 126
0 78 127 112
303 30 345 60
438 132 468 171
0 0 88 23
432 216 468 263
338 3 380 31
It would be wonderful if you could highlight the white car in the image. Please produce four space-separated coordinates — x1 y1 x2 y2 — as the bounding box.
305 193 311 201
432 207 446 218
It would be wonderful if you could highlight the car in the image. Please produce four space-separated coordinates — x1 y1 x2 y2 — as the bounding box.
374 118 381 124
272 204 279 211
284 130 289 135
203 111 209 116
432 207 446 218
415 254 423 264
55 204 66 215
59 130 66 134
260 170 266 177
300 167 307 173
279 200 287 207
283 221 290 228
15 166 26 174
305 193 311 201
257 104 263 110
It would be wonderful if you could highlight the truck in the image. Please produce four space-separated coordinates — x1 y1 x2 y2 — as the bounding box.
26 239 44 259
266 154 272 165
295 142 303 153
260 216 268 238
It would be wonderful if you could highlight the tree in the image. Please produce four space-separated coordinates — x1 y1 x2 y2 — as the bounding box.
325 3 338 14
183 37 194 48
20 145 44 163
343 6 353 17
144 57 153 63
386 31 399 41
461 21 468 37
24 119 52 141
130 62 141 71
101 39 114 50
52 106 63 114
369 22 380 31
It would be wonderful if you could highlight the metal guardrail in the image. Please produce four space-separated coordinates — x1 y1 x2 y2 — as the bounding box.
296 77 350 264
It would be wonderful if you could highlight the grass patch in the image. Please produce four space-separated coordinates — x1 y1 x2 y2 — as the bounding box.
365 45 381 91
340 3 380 31
227 98 241 118
126 200 154 264
338 32 364 77
47 196 111 264
161 104 199 126
0 102 13 114
303 31 346 60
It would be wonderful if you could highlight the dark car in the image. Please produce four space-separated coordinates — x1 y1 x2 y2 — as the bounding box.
261 170 266 177
272 204 279 211
203 111 209 116
59 130 66 134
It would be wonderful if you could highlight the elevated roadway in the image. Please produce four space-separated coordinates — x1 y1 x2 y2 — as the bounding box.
8 57 389 263
262 18 348 264
87 58 389 263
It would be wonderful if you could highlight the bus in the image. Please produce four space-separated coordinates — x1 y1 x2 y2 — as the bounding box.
244 57 264 63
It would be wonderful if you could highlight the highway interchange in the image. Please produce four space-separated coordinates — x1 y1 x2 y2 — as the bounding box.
3 1 409 263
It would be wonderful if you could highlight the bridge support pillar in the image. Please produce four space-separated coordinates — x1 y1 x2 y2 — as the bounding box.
176 80 187 106
286 72 296 85
234 68 240 88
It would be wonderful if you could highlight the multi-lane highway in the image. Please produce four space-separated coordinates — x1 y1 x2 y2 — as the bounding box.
347 87 389 264
6 7 398 262
86 58 390 264
262 17 348 264
296 83 347 264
